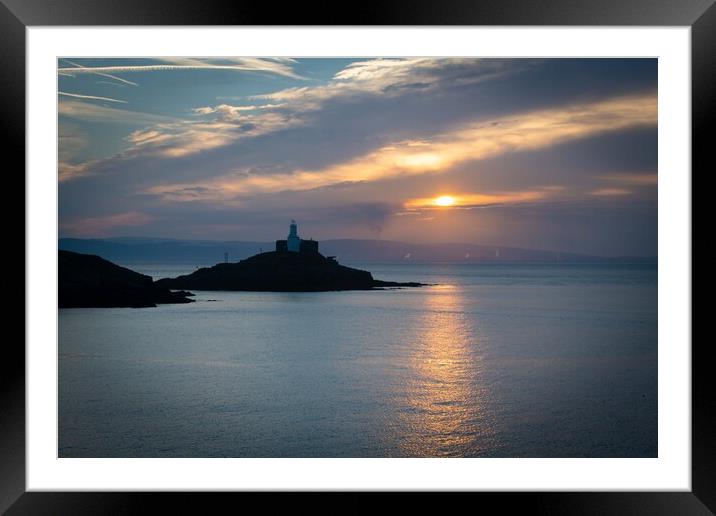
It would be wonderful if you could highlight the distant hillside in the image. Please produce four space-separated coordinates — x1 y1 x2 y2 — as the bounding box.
59 237 270 264
59 237 656 265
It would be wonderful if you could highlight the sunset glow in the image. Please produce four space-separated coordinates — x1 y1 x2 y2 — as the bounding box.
142 92 657 201
57 57 658 256
405 191 548 210
434 195 456 207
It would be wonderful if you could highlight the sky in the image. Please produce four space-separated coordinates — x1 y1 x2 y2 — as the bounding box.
58 57 657 256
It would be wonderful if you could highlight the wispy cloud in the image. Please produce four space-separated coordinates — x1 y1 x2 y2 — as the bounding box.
59 99 175 124
252 58 521 109
590 188 632 197
143 91 657 202
597 173 658 186
105 59 524 161
58 123 87 162
58 122 94 182
192 103 283 118
116 107 298 159
59 161 96 182
404 191 551 210
122 109 296 158
59 211 153 236
124 123 240 158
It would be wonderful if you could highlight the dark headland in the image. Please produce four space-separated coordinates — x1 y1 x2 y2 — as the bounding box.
156 220 425 292
155 250 426 292
59 250 194 308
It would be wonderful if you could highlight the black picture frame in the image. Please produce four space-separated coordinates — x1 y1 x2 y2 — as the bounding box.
5 0 707 513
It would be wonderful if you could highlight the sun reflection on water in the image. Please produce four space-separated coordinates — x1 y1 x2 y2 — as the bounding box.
395 284 496 457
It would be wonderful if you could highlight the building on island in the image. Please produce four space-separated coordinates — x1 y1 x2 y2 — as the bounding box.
287 219 300 252
276 220 319 254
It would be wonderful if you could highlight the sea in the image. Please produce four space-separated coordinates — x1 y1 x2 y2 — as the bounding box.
58 262 658 458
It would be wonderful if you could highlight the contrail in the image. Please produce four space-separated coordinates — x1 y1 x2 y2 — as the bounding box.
59 92 127 103
56 63 302 78
61 59 139 87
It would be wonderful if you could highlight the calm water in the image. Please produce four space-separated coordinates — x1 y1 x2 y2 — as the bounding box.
59 262 657 457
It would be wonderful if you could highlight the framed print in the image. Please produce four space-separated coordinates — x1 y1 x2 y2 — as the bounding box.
5 0 709 513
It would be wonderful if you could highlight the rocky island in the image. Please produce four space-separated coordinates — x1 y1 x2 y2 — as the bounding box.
156 249 424 292
156 221 426 292
59 250 194 308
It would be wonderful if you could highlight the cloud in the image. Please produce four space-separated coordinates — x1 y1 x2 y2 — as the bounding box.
252 58 521 109
66 59 522 165
404 190 552 210
143 91 657 202
59 99 176 124
192 103 283 120
597 173 658 186
590 188 632 197
59 211 153 236
59 161 96 182
58 123 94 181
58 123 87 162
103 108 297 159
121 110 297 158
59 59 505 183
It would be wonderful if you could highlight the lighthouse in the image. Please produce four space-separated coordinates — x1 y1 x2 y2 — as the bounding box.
275 220 319 254
287 219 301 252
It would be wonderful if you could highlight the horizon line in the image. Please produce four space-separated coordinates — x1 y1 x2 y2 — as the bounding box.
58 235 657 260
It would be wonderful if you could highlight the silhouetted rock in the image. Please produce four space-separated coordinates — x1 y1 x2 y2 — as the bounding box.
155 251 426 292
371 280 425 288
59 250 195 308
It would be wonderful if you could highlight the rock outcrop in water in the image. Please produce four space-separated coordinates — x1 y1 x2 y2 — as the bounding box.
59 250 195 308
155 251 425 292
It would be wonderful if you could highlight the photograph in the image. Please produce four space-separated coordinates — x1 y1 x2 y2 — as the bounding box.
57 56 658 459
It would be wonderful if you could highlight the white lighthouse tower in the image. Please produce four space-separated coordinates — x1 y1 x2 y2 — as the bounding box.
287 219 301 252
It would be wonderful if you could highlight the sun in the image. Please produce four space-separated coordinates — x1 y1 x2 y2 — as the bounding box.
434 195 456 207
